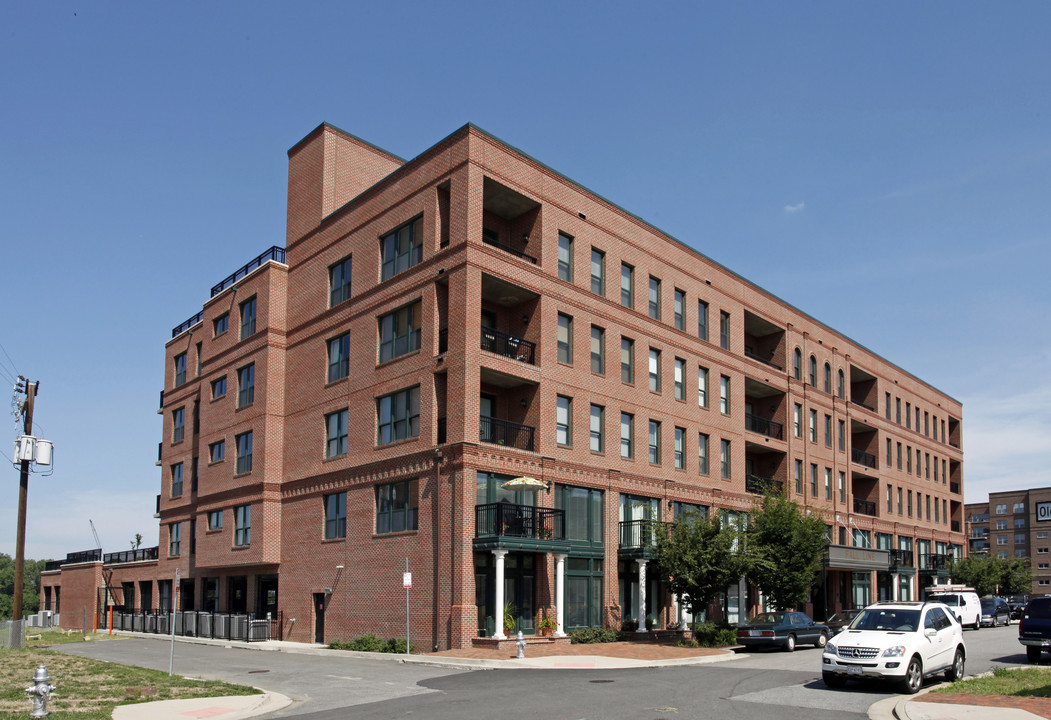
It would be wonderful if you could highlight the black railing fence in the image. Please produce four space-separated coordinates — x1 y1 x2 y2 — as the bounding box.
481 326 536 364
852 449 877 468
475 502 564 541
745 475 783 495
853 499 877 517
211 246 287 297
171 311 204 338
104 547 159 564
105 609 281 642
481 234 537 264
480 416 535 451
618 519 670 550
889 549 913 567
745 413 783 440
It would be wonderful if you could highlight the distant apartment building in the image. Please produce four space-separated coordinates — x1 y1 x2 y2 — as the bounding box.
966 487 1051 595
40 122 965 649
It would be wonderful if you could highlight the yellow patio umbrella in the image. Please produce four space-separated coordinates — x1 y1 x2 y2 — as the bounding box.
501 476 550 492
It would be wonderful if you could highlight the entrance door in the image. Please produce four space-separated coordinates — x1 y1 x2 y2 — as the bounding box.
313 593 326 643
257 576 278 618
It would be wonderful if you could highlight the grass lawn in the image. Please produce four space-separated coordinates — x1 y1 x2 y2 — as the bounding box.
1 630 259 719
932 666 1051 698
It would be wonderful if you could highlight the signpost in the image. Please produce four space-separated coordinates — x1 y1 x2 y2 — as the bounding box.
403 559 411 655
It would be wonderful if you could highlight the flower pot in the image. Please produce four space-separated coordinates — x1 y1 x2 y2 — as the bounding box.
540 627 552 637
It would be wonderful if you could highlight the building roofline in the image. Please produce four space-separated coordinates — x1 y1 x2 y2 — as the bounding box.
287 121 408 164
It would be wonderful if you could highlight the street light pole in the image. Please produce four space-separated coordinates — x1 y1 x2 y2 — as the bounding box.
12 378 38 623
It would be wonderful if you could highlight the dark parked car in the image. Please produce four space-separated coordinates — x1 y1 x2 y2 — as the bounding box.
825 609 863 635
736 611 830 652
1007 595 1029 620
980 597 1011 627
1019 596 1051 662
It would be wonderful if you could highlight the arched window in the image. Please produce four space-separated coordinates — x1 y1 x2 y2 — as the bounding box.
809 355 817 386
824 362 832 393
793 348 802 380
837 369 845 399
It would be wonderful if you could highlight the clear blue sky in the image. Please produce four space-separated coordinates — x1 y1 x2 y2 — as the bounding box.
2 1 1049 559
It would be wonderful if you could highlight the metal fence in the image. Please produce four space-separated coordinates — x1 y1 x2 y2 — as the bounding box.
106 610 280 642
1 620 26 649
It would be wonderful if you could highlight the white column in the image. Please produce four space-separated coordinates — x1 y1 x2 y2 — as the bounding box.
637 559 648 633
554 553 567 637
493 550 508 640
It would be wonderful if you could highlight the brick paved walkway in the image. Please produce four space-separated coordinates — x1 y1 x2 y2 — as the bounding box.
915 693 1051 720
428 641 730 661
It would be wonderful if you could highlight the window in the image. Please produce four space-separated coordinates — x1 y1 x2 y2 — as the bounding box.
621 337 634 383
793 403 802 437
907 490 913 517
1040 548 1050 555
329 255 353 306
720 439 731 479
648 276 661 319
237 364 255 407
378 302 421 362
674 358 685 400
169 523 181 557
838 369 845 399
1018 549 1028 558
924 412 930 436
213 313 229 337
897 442 902 469
810 463 818 497
809 409 817 442
557 313 573 364
673 289 685 330
720 375 730 414
809 355 817 386
589 404 604 452
824 414 832 447
234 504 251 546
326 409 348 458
997 535 1008 546
240 297 257 340
839 472 846 502
172 407 185 443
174 352 187 387
590 248 605 295
327 332 350 382
996 519 1008 530
235 431 253 474
1015 502 1026 513
376 479 418 533
698 433 709 474
824 363 832 393
674 427 686 469
698 366 709 407
556 395 572 446
209 440 225 463
795 459 803 494
649 348 661 392
620 413 634 458
377 386 420 445
558 232 573 281
906 402 911 429
896 397 901 424
1016 534 1026 545
838 419 845 451
591 326 605 374
793 348 802 380
620 263 634 308
897 487 903 514
170 463 183 497
380 216 423 280
211 376 227 399
886 392 892 420
1015 517 1027 529
208 510 222 531
719 311 730 350
324 492 347 539
925 453 930 478
1038 532 1048 539
698 300 709 340
887 484 893 512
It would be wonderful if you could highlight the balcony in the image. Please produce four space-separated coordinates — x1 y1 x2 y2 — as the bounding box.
619 519 669 559
889 549 913 568
171 311 204 339
853 499 877 517
211 246 286 297
481 326 536 364
481 231 537 264
919 553 952 572
438 328 449 354
951 521 961 533
950 482 960 494
480 416 535 452
104 547 159 565
850 399 876 412
851 449 877 469
474 502 566 551
745 413 783 440
746 475 784 496
744 347 782 371
970 513 989 523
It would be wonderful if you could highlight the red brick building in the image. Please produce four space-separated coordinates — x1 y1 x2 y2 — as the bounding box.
41 122 965 649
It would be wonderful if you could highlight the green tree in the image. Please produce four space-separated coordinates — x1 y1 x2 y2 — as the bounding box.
746 491 828 611
0 552 48 618
1000 558 1033 596
654 509 747 626
949 555 1004 596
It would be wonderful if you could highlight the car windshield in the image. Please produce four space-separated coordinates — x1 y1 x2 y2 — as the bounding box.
849 608 920 632
933 594 960 605
748 612 785 625
981 599 996 611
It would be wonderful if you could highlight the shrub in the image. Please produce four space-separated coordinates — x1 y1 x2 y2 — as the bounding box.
329 634 414 653
569 626 623 644
621 619 639 632
690 621 738 648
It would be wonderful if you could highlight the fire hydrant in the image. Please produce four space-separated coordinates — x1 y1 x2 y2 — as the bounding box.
25 664 55 718
516 630 526 659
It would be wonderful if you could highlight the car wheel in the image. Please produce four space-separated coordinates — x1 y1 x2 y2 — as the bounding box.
1028 646 1042 663
784 633 796 652
822 671 846 688
815 631 828 648
945 648 965 681
973 617 980 631
899 656 923 694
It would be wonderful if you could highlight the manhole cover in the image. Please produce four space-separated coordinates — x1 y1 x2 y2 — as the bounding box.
589 679 614 683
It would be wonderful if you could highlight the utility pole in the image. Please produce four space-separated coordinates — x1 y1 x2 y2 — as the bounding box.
12 378 37 622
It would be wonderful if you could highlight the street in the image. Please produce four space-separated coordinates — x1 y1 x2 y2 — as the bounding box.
57 623 1030 720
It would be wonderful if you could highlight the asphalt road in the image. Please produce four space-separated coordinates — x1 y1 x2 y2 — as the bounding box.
55 622 1031 720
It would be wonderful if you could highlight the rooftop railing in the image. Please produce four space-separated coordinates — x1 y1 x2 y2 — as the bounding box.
210 246 286 297
171 311 204 338
104 547 159 565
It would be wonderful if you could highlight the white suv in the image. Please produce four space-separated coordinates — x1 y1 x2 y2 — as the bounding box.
821 602 966 693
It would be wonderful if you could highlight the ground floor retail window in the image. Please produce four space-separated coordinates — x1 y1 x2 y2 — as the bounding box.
899 575 912 601
852 572 871 608
475 552 535 637
619 559 661 628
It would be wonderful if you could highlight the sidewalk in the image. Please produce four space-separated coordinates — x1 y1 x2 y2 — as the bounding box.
105 631 1047 720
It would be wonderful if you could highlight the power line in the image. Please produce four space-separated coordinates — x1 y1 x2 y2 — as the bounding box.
0 339 20 379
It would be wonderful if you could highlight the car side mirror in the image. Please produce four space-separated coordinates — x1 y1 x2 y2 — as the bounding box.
924 628 937 637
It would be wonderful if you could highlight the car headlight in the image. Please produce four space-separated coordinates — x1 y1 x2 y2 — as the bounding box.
825 642 837 656
882 645 907 658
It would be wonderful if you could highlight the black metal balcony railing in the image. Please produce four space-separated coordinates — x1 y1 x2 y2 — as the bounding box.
171 311 204 339
745 475 784 496
619 519 670 551
853 498 878 517
43 560 63 572
951 521 961 533
745 413 784 440
64 548 103 565
438 328 449 354
480 416 535 452
920 553 951 571
475 502 565 541
743 348 783 371
850 398 876 412
950 482 960 494
481 326 536 364
481 234 537 264
104 546 159 565
211 246 287 297
889 549 913 567
852 449 877 469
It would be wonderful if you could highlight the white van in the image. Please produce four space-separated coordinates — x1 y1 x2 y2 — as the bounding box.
928 588 982 629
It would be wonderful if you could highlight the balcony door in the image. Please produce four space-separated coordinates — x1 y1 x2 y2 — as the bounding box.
480 393 496 443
